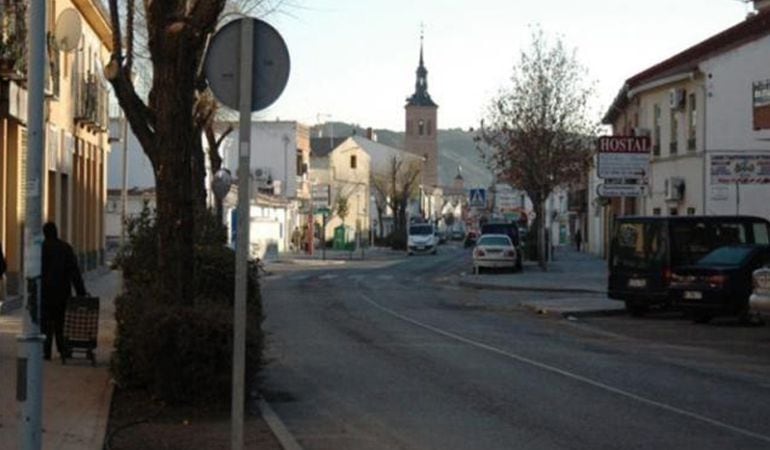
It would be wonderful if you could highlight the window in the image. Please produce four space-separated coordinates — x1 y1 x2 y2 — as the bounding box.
653 104 661 156
754 223 770 244
653 208 662 216
407 120 413 135
296 154 303 176
687 93 697 151
687 207 696 216
350 154 357 169
418 120 425 136
669 109 679 155
427 120 432 135
669 208 679 216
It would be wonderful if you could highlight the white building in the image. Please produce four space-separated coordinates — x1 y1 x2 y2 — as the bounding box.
217 121 311 255
595 3 770 257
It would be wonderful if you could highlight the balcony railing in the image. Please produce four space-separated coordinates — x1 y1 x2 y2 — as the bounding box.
74 73 109 131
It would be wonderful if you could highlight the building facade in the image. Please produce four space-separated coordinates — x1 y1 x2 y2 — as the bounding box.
310 136 371 242
1 1 112 310
218 121 311 254
593 3 770 257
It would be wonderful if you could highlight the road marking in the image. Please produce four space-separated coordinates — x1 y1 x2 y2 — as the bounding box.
359 293 770 444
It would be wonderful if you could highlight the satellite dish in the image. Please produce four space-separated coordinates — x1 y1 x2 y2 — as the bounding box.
53 8 83 53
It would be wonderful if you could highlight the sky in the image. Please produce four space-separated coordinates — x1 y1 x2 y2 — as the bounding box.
255 0 754 132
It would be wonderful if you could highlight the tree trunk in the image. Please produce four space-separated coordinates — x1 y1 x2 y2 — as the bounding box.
149 61 198 305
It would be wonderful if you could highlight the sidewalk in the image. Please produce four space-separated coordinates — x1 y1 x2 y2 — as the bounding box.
0 269 120 450
458 246 624 317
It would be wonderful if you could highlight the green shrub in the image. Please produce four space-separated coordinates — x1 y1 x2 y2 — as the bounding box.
111 206 264 406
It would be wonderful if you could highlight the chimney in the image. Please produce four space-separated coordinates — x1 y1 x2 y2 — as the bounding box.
365 127 377 142
754 0 770 12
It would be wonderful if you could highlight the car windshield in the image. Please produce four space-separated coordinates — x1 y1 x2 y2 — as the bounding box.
478 236 511 247
697 246 754 266
409 225 433 236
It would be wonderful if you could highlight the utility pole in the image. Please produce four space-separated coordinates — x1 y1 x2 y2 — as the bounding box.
17 2 46 449
120 114 129 248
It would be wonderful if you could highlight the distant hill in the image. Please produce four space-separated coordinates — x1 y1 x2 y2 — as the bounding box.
311 122 493 189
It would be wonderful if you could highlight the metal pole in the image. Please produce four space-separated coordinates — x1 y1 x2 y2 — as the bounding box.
120 115 129 248
736 181 740 216
18 2 47 449
232 18 253 450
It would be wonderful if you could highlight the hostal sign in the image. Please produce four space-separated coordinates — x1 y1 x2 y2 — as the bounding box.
597 136 651 179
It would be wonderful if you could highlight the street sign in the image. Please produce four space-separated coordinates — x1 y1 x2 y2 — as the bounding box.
710 153 770 184
597 136 650 179
205 18 290 112
596 183 646 197
315 206 331 217
469 188 487 208
312 183 331 209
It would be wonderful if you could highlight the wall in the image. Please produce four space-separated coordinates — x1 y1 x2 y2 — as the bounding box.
701 34 770 219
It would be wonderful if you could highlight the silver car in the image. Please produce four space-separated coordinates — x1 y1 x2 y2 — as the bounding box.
473 234 517 274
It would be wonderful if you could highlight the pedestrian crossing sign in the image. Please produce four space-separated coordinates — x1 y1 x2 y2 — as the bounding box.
469 188 486 207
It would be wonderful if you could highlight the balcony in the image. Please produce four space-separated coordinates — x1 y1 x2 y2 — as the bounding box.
74 73 109 132
0 1 27 81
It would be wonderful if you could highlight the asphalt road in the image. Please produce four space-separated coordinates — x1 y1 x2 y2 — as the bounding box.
260 245 770 450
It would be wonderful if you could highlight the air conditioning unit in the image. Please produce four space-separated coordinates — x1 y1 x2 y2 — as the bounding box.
669 88 686 110
665 177 685 201
254 167 274 189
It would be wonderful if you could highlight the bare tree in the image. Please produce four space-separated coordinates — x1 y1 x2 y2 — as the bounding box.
371 157 422 249
476 28 597 269
104 0 292 304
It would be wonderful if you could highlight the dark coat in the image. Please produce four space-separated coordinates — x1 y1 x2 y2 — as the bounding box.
42 238 86 309
0 243 6 277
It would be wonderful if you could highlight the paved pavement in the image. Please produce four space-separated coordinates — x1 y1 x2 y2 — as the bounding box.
457 245 624 317
0 269 119 450
0 245 619 449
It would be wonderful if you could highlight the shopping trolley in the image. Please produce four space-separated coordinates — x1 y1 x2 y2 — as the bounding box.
62 295 100 366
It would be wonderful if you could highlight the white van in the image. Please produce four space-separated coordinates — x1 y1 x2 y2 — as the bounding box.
408 223 438 255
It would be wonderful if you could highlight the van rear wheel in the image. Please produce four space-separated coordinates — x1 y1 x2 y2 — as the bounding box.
625 301 648 317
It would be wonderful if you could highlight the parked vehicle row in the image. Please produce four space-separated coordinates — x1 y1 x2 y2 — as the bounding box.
608 215 770 322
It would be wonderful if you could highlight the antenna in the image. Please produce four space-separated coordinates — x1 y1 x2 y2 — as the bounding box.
53 8 83 53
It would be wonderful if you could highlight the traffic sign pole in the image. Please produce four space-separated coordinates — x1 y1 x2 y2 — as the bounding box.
231 18 253 450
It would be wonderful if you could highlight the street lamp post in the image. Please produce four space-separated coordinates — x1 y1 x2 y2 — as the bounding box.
18 2 46 449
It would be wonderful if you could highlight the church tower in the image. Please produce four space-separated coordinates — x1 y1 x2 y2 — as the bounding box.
404 32 439 189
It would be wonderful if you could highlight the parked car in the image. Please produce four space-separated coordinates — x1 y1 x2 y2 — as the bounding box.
451 227 466 241
407 223 439 255
670 244 770 323
464 231 479 248
749 266 770 316
608 215 770 316
472 234 518 274
480 222 523 270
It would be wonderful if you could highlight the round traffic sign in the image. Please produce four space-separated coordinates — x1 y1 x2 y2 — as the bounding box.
204 18 290 112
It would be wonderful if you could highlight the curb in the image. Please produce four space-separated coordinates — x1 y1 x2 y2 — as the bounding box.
257 399 304 450
457 279 606 295
523 303 626 319
274 259 347 266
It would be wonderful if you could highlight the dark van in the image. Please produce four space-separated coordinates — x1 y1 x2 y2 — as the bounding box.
480 222 522 270
608 215 770 315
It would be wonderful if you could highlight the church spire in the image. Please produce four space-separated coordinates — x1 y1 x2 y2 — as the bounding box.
406 26 437 108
